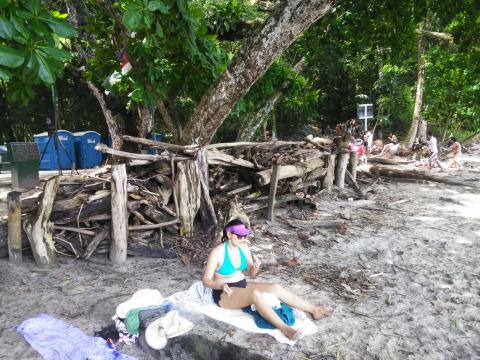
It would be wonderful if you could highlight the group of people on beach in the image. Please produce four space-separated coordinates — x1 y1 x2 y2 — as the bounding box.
329 117 464 169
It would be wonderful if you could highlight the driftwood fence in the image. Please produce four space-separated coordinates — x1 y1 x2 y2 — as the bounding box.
6 135 364 267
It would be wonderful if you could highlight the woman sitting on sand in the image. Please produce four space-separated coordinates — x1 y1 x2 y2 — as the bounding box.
202 218 330 340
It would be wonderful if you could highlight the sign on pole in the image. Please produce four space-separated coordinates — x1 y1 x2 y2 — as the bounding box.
357 104 374 131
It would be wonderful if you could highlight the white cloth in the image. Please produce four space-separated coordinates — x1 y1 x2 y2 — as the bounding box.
428 136 438 154
168 281 318 346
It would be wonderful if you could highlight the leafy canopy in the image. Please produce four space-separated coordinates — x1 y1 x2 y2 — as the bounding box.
0 0 77 102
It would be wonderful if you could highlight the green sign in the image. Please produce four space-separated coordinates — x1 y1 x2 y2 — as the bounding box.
7 142 40 189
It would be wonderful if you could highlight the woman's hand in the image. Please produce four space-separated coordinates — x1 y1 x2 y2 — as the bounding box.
250 253 261 278
222 283 233 296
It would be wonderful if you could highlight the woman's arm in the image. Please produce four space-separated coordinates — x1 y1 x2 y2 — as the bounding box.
202 248 226 290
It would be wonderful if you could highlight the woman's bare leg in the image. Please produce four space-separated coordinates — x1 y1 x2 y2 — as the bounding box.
247 282 331 319
219 287 297 339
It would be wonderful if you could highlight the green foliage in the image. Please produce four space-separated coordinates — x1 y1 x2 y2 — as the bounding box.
82 0 227 124
0 0 77 102
198 0 263 37
374 64 414 136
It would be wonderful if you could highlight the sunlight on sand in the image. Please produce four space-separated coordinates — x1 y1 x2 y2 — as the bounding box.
453 193 480 219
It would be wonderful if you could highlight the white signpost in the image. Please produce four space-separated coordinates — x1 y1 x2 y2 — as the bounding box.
357 103 374 131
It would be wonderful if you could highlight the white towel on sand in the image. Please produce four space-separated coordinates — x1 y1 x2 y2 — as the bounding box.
169 281 318 346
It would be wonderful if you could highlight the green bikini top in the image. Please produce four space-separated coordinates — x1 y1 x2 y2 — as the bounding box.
216 241 247 276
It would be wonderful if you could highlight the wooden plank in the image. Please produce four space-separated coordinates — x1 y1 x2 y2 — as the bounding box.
335 152 350 189
322 154 336 192
267 163 280 222
83 226 109 259
129 219 180 231
53 226 96 236
23 176 59 267
110 164 128 264
7 191 22 263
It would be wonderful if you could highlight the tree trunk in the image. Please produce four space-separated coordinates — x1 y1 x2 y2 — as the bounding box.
137 106 155 139
418 118 427 143
181 0 333 145
441 116 451 143
85 81 123 155
406 27 425 150
236 58 305 141
237 91 282 141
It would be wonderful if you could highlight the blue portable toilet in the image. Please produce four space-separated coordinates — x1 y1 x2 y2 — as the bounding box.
34 130 76 170
148 133 163 154
73 131 102 169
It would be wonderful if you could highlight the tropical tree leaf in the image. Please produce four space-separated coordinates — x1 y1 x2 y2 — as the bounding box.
123 10 144 30
41 16 78 38
22 0 40 15
148 0 169 14
0 15 16 39
25 52 39 73
11 15 27 35
39 46 71 62
0 67 12 80
0 0 12 10
34 51 55 84
0 45 25 68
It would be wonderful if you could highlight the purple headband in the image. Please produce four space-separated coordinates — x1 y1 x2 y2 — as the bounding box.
225 224 251 236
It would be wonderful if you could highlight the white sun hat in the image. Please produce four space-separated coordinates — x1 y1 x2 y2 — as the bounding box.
145 310 194 350
116 289 164 319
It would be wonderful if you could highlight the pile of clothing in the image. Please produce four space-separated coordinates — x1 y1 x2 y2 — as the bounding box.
113 289 194 350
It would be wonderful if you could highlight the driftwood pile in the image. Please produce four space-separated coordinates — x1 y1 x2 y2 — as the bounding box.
11 134 371 265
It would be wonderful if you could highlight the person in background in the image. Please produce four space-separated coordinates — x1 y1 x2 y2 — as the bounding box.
202 219 331 340
364 131 373 151
379 133 399 158
447 136 462 169
388 133 398 144
427 131 443 169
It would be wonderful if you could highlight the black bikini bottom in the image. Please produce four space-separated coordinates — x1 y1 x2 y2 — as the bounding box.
212 278 247 306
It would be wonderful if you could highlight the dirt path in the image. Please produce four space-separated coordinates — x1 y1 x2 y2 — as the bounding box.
0 167 479 359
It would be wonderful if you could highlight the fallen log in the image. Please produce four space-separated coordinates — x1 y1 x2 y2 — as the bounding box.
256 158 324 186
368 157 410 165
207 149 260 169
370 165 480 188
96 143 190 162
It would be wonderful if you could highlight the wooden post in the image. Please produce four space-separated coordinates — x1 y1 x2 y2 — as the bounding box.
7 191 22 263
175 161 201 236
322 154 336 192
110 164 128 264
267 163 280 222
335 152 350 189
349 151 358 182
196 149 217 226
23 176 59 267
